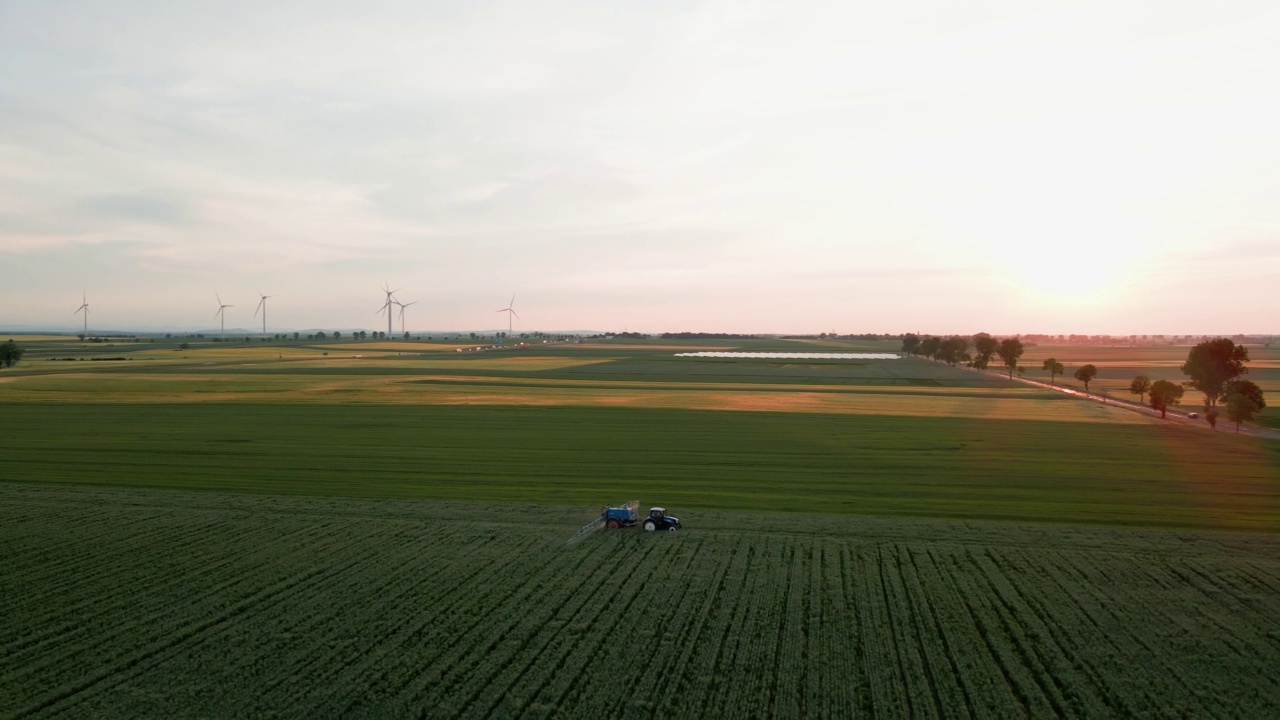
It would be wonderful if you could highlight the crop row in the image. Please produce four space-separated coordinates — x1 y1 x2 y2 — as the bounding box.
4 486 1280 718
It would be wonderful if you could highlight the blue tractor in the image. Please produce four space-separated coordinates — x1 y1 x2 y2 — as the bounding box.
641 507 681 532
599 502 680 531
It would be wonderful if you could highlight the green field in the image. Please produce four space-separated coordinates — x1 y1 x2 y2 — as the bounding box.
3 334 1279 717
4 484 1279 718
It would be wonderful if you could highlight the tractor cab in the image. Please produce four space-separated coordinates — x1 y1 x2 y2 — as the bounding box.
643 507 681 532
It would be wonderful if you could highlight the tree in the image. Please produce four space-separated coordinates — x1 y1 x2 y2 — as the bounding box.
939 336 968 366
1129 375 1151 405
1149 379 1184 419
901 333 920 355
316 331 327 340
1073 364 1098 393
1223 381 1264 430
0 339 25 368
1042 358 1065 384
178 341 190 350
1181 338 1250 409
1224 391 1263 433
972 333 998 370
997 338 1024 378
1222 380 1266 432
333 331 342 339
920 336 942 360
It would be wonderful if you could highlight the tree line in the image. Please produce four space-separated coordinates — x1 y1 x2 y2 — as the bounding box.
903 334 1267 432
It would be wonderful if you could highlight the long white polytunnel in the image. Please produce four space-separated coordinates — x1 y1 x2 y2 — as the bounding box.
673 352 900 360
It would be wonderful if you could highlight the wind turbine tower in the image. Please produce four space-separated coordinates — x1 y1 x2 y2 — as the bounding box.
496 294 519 336
214 293 233 338
74 292 89 337
376 284 399 338
253 292 272 336
395 299 417 336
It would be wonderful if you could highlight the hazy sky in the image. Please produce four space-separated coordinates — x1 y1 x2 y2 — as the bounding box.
2 1 1277 334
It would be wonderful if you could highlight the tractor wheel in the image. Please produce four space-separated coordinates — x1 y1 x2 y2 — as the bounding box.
606 519 620 529
643 520 657 532
667 525 678 532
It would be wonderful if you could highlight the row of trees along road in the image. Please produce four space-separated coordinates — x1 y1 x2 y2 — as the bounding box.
901 333 1025 377
1129 340 1267 431
901 335 1267 432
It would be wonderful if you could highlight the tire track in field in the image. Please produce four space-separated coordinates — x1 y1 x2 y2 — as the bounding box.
646 538 742 717
12 517 391 712
856 543 913 716
460 542 663 719
547 538 705 715
964 549 1076 717
302 531 558 714
882 543 944 719
481 539 680 719
1011 548 1176 716
666 538 756 718
427 538 640 712
934 549 1040 717
367 538 618 716
901 547 977 719
0 515 264 653
2 518 343 679
979 549 1115 717
14 528 388 719
1048 552 1223 719
231 528 507 714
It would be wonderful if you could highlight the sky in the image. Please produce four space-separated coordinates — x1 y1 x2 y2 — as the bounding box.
1 0 1278 335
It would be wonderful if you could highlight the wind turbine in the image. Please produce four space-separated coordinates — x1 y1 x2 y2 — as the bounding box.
376 283 399 338
253 291 272 336
394 299 417 336
214 294 233 338
73 292 89 337
495 294 518 336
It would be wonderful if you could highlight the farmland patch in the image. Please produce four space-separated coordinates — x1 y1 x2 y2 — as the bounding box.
3 484 1277 718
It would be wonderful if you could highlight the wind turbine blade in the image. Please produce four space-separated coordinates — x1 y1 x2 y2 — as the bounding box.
216 292 223 306
496 309 506 313
510 309 520 319
510 293 516 307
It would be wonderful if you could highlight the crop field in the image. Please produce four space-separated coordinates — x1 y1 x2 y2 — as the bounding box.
2 337 1279 529
3 484 1279 718
3 335 1279 717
